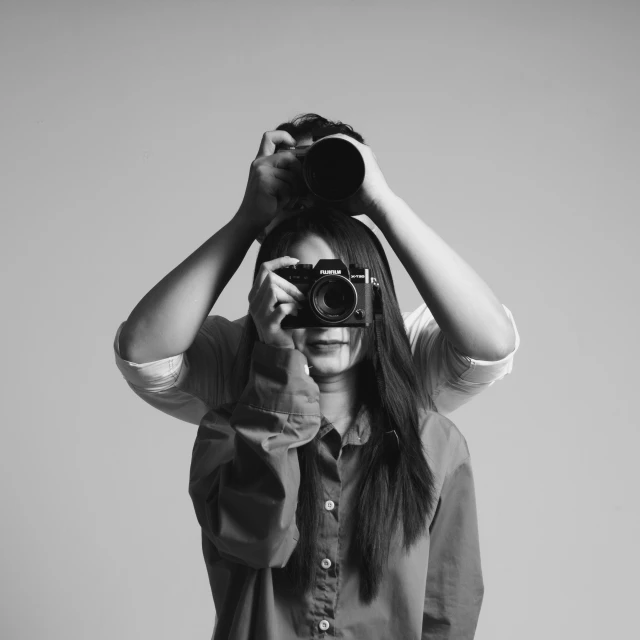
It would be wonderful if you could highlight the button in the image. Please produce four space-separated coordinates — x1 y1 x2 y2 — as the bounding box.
304 364 310 375
324 500 335 511
319 620 330 632
321 558 332 569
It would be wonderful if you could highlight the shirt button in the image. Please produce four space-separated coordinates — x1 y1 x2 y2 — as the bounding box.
324 500 335 511
319 620 330 632
321 558 332 569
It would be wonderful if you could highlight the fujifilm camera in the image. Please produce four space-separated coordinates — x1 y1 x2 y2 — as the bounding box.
276 259 375 328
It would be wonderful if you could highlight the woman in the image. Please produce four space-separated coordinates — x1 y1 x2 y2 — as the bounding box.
115 115 519 639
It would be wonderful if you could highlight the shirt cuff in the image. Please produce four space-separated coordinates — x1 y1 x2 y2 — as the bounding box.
239 342 320 416
113 322 188 392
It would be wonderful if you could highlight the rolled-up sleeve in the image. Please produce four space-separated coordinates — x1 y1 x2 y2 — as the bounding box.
423 455 483 639
113 316 245 425
189 343 321 570
403 304 520 415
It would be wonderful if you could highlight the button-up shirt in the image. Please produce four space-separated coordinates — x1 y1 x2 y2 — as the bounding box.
189 343 482 639
114 303 520 639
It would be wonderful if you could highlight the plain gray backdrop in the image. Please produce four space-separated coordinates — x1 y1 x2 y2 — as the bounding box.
2 1 638 638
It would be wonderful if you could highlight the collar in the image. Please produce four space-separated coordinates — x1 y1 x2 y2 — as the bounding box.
318 404 372 446
217 401 373 446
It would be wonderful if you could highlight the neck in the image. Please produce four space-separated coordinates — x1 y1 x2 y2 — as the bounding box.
314 367 361 437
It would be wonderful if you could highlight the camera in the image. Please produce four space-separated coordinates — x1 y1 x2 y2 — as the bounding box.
287 137 365 202
276 259 374 328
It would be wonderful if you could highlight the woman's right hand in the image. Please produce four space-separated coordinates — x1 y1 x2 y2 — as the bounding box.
236 130 304 232
248 257 307 349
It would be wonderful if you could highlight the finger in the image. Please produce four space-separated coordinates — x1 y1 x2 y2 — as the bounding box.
250 287 301 334
256 268 306 302
256 130 297 158
268 166 301 190
270 151 304 176
271 169 307 210
251 275 300 309
255 272 306 309
252 168 303 212
269 285 303 308
249 257 300 302
261 256 301 276
269 273 307 302
270 302 300 324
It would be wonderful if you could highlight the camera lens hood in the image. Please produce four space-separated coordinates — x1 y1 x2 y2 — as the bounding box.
303 137 365 201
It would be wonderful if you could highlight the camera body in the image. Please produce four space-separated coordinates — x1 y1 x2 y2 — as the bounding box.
276 259 374 328
287 137 365 202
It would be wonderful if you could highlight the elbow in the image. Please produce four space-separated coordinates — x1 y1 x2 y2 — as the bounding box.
455 312 517 362
117 319 175 364
485 341 514 362
117 320 141 362
463 340 513 362
480 316 518 362
494 321 518 361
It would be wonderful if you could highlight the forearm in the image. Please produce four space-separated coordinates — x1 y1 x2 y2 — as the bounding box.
189 344 321 569
119 213 261 364
372 193 516 361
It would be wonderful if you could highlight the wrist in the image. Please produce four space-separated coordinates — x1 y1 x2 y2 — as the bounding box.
362 189 401 225
231 207 264 239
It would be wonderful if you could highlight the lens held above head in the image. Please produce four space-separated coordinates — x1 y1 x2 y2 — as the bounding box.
303 137 366 201
309 276 357 323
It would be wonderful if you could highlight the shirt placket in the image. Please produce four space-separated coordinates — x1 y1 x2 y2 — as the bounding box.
310 428 343 638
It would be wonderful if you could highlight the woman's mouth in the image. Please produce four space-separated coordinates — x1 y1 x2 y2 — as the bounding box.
307 341 347 352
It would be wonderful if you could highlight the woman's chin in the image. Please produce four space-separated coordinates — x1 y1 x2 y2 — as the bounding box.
298 340 364 378
304 352 351 377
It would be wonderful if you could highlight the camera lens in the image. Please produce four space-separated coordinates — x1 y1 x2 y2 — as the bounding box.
309 276 357 323
303 137 365 201
323 288 346 311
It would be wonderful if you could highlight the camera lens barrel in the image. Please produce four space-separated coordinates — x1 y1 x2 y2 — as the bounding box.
309 276 357 323
302 137 365 201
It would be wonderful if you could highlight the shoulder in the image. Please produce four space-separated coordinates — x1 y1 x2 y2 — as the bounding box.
180 315 250 412
200 314 247 341
417 408 470 482
188 316 247 359
401 303 435 345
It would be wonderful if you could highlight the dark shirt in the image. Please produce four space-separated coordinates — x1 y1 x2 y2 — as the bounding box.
189 343 483 640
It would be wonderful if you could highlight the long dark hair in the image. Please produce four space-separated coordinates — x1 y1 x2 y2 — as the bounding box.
232 209 437 603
